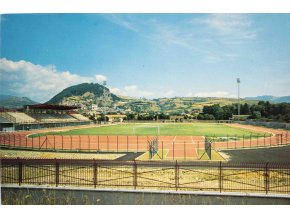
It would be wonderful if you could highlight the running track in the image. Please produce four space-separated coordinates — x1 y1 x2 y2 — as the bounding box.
0 124 289 160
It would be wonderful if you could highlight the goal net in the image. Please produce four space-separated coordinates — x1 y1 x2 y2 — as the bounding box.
132 125 160 136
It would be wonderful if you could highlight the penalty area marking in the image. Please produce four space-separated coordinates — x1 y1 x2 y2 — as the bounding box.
190 136 198 155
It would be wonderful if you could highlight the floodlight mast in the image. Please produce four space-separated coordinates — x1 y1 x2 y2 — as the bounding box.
237 78 241 116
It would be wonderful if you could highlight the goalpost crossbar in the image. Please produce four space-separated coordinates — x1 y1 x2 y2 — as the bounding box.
132 126 160 135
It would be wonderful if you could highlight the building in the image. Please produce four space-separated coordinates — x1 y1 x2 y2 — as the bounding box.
169 116 184 122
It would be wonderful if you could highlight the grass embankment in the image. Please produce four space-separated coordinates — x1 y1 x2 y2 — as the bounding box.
0 149 124 160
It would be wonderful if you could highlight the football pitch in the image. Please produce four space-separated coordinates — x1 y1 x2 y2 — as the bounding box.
35 123 270 137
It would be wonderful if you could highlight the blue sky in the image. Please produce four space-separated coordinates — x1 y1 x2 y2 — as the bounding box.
1 14 290 102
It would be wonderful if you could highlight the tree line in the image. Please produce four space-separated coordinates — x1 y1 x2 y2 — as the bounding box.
198 101 290 122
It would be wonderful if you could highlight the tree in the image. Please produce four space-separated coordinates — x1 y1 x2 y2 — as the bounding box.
251 111 262 119
241 103 251 115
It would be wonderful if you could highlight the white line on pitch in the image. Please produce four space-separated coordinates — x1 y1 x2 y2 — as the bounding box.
173 136 177 142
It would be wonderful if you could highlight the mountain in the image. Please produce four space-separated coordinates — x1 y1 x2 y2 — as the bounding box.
0 95 38 108
245 95 290 103
46 83 121 105
47 83 290 114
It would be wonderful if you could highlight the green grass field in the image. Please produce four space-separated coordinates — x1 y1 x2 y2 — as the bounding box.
31 123 270 138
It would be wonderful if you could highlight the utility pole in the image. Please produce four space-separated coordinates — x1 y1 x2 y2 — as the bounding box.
237 78 241 116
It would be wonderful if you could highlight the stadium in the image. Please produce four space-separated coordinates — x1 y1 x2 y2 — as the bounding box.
1 102 290 202
1 12 290 205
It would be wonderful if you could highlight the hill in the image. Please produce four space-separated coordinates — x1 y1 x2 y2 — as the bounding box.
43 83 268 114
245 95 290 103
46 83 121 104
0 95 38 108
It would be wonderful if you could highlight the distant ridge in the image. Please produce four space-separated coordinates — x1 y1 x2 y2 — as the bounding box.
245 95 290 103
0 95 38 108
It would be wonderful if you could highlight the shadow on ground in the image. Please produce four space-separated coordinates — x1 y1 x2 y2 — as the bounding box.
221 145 290 162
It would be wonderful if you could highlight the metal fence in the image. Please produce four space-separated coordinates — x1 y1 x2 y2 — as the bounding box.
1 158 290 194
237 120 290 130
0 133 289 160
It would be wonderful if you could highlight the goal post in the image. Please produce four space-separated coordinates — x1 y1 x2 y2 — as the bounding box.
132 125 160 136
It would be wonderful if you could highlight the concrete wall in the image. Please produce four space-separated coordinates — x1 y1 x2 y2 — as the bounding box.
2 186 290 205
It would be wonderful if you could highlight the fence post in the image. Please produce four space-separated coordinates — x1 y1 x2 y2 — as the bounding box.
264 162 269 194
8 134 11 147
70 135 72 150
107 136 109 151
184 141 186 161
38 134 40 149
175 160 179 191
88 135 90 151
133 160 137 189
243 135 245 148
173 142 175 160
62 135 64 150
55 159 59 187
127 136 129 152
235 134 237 149
18 158 22 186
79 135 81 150
197 141 199 156
117 136 118 152
137 136 139 152
53 135 56 150
98 136 100 151
219 161 222 193
162 141 164 160
93 159 98 188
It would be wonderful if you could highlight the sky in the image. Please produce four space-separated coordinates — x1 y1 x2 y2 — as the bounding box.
0 13 290 102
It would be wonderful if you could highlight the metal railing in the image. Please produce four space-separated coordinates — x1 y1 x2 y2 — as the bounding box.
1 158 290 194
0 133 289 160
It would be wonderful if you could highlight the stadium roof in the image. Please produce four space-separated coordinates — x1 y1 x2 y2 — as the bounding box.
25 104 79 110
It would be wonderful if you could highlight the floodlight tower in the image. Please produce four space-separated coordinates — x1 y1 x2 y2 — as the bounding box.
237 78 241 116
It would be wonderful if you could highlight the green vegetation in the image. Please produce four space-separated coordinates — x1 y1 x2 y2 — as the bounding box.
30 123 269 137
199 101 290 122
0 95 38 108
46 82 120 104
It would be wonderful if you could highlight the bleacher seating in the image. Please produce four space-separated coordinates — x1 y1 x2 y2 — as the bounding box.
6 112 36 123
0 116 10 123
28 113 77 123
70 114 90 121
0 110 89 124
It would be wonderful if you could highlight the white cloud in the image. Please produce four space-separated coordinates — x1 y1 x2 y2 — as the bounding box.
196 14 257 42
105 14 137 32
110 85 154 98
146 20 191 48
0 58 96 102
95 74 107 83
187 91 236 98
